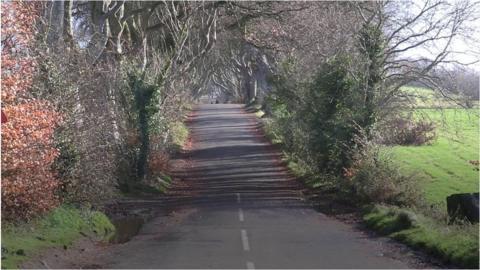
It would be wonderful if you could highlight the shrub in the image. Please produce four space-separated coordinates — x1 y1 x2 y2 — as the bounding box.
52 129 80 198
36 48 125 204
378 115 437 146
342 132 421 206
148 150 170 174
267 57 363 176
1 1 61 220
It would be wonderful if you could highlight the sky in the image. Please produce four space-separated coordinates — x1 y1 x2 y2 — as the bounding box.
397 0 480 72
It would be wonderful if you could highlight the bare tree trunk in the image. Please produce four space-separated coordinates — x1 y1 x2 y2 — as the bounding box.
46 0 65 46
87 1 112 63
108 12 125 54
63 0 73 44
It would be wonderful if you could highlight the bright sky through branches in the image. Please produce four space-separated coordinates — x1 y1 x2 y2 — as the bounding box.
390 0 480 71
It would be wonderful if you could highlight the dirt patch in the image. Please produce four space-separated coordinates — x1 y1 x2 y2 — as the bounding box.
109 217 145 244
19 236 109 269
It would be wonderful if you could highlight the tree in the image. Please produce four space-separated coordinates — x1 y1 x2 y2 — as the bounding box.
358 0 479 111
34 1 224 198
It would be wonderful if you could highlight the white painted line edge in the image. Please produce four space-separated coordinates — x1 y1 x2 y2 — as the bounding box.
241 229 250 251
238 208 244 222
246 261 255 269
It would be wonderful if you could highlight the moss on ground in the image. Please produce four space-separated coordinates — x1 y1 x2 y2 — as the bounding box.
1 205 114 269
364 205 479 269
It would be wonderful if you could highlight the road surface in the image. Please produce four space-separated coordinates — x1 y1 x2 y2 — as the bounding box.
103 104 420 269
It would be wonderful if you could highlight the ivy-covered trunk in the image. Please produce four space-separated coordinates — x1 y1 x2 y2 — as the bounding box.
358 23 386 135
129 73 156 181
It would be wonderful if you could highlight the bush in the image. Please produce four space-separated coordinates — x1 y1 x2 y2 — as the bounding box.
116 140 139 193
1 2 61 220
266 57 424 207
342 132 421 206
148 150 170 175
36 48 125 204
378 115 437 146
268 58 355 174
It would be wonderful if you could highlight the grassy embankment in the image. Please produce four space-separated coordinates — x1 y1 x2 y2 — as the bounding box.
364 205 478 268
1 205 115 269
250 87 479 268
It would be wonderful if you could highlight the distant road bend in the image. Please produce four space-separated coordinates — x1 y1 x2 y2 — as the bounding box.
105 104 419 269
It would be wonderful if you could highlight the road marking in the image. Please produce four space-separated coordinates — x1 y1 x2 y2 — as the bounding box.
246 261 255 269
238 208 244 222
241 229 250 251
236 193 241 203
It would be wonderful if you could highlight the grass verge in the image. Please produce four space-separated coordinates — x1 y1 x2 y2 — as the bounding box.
170 120 190 151
364 205 479 269
1 205 115 269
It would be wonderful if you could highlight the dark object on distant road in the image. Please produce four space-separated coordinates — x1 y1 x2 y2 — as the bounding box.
446 193 479 223
215 99 219 104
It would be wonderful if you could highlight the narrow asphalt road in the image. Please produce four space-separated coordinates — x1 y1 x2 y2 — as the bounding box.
103 104 420 269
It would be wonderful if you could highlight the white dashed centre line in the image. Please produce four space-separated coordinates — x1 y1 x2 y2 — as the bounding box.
237 193 253 269
241 229 250 251
238 208 244 222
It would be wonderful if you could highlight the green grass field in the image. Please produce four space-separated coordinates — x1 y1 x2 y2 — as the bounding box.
388 88 479 205
375 88 479 268
399 86 479 108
